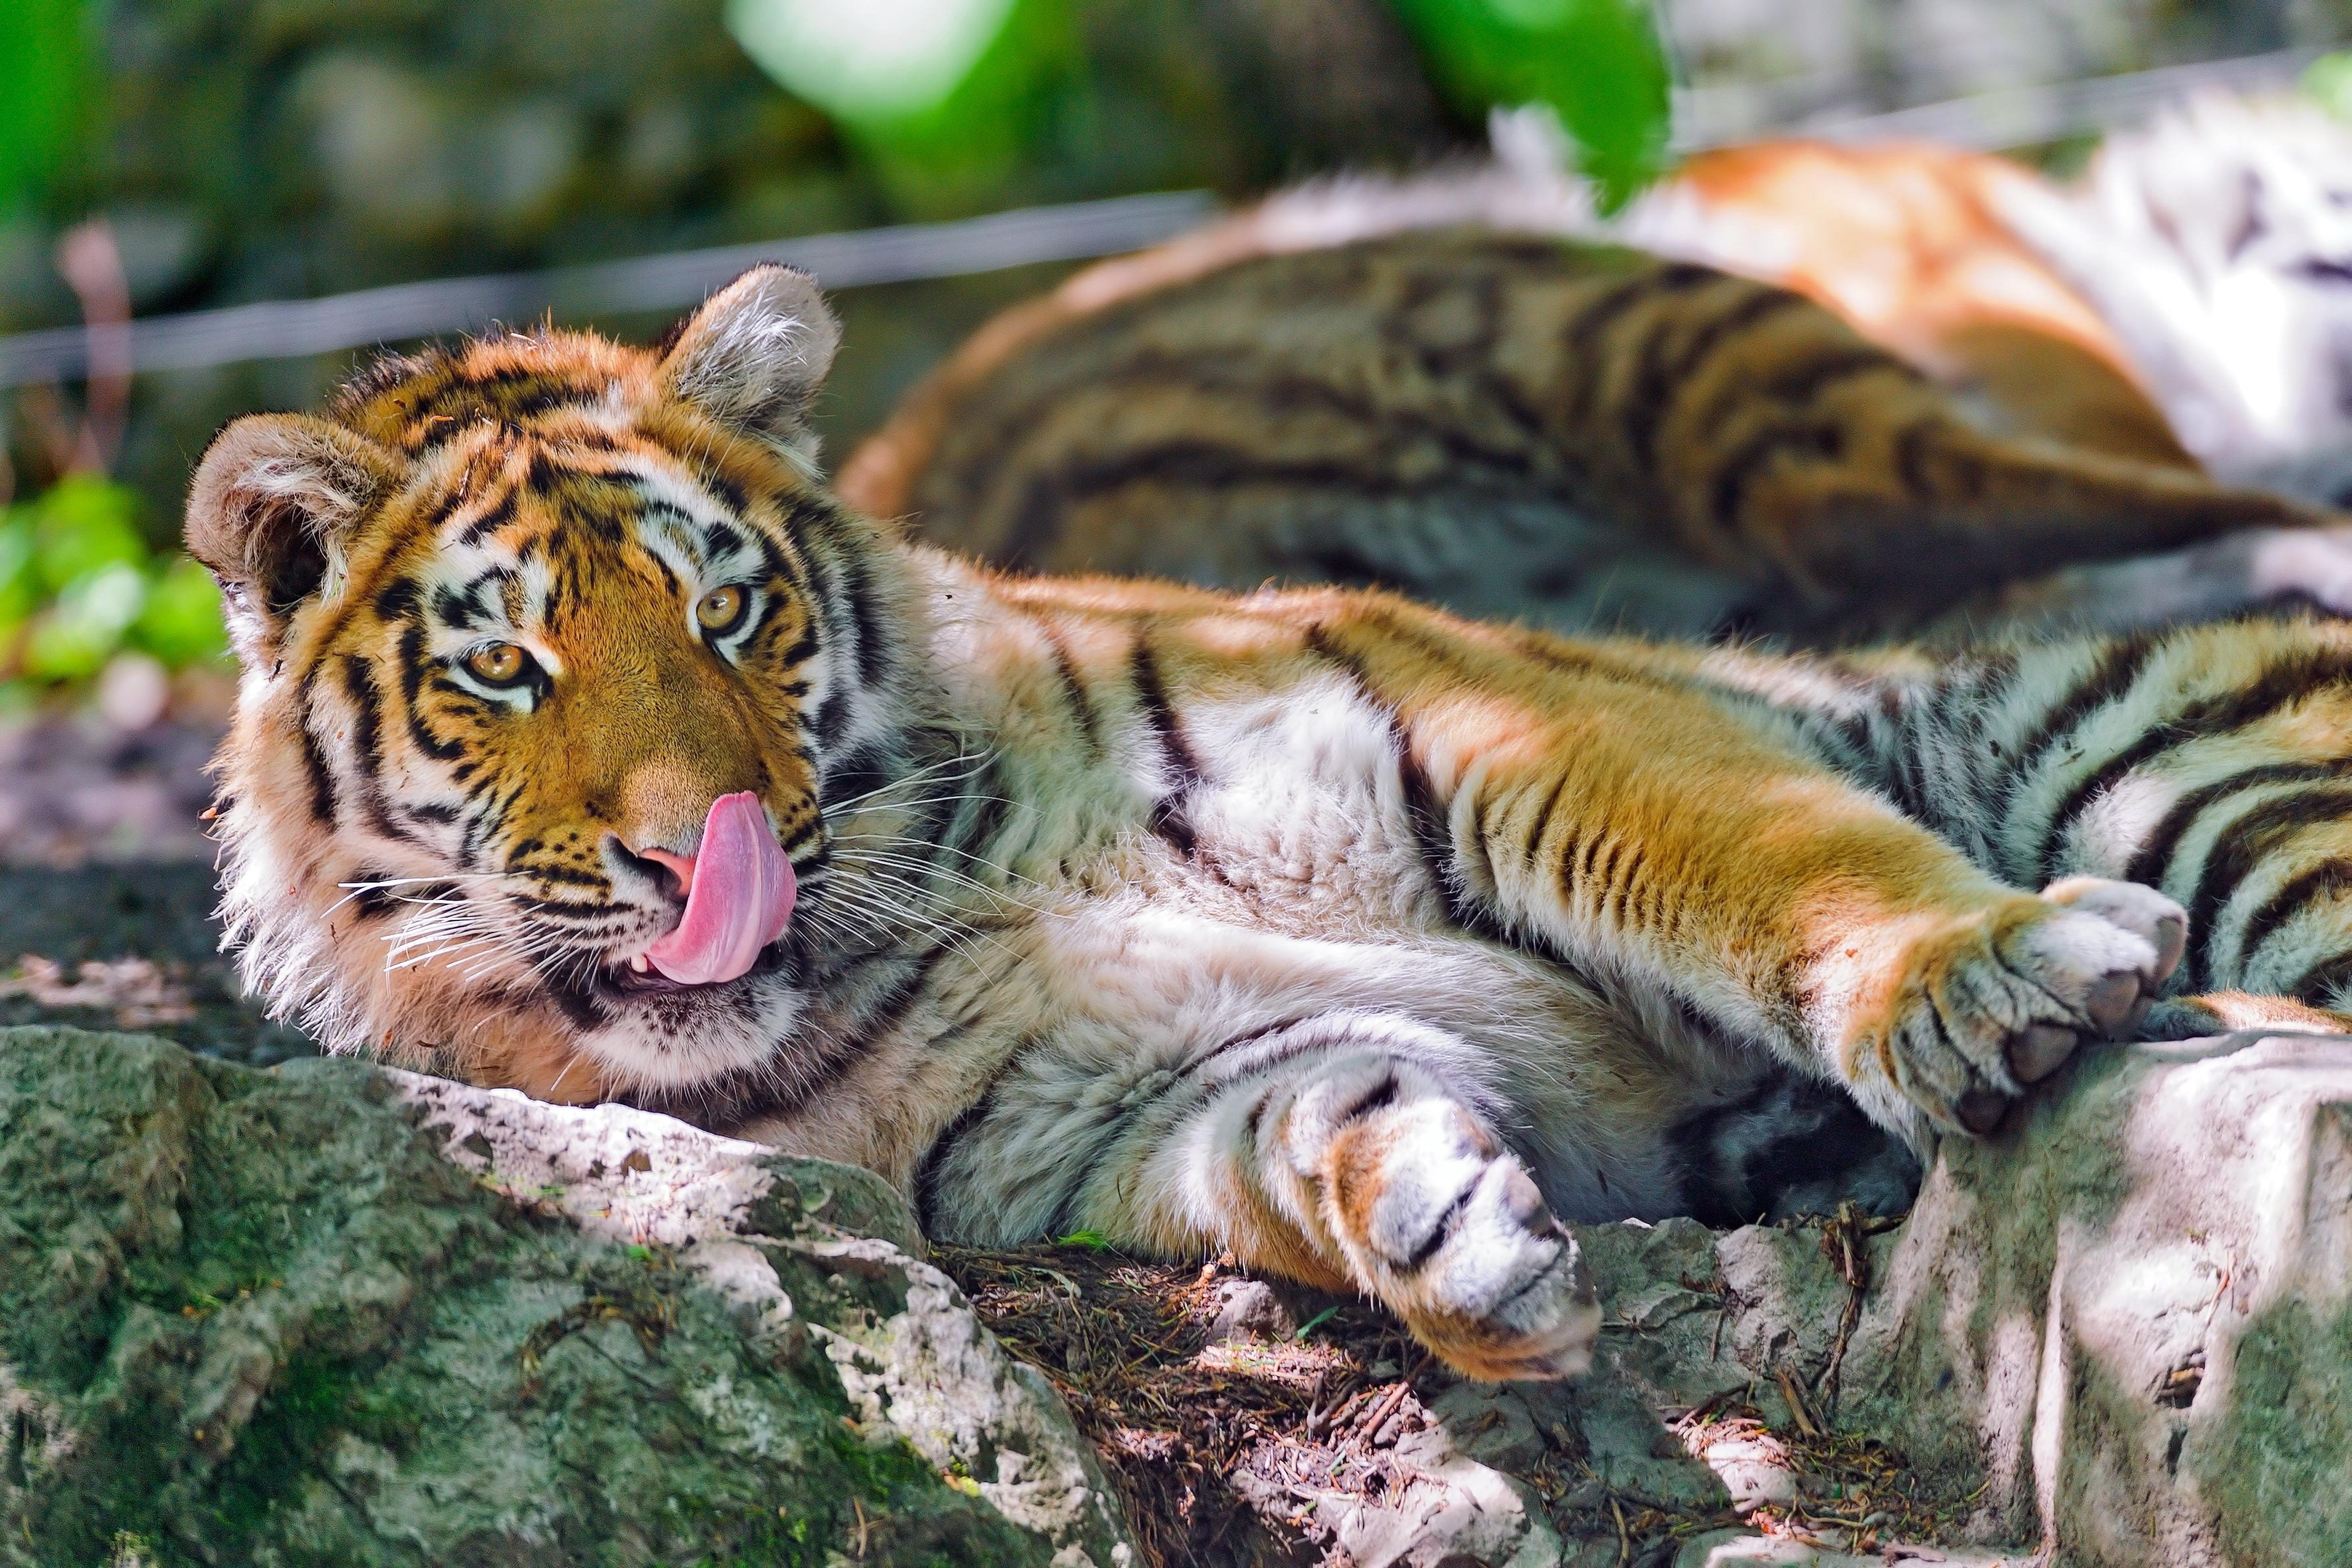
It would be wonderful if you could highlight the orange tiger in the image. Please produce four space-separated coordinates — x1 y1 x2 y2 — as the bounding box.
840 129 2352 643
190 267 2352 1382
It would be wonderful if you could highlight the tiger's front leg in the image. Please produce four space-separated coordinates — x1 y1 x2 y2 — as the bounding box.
1121 1024 1601 1381
1374 638 2193 1140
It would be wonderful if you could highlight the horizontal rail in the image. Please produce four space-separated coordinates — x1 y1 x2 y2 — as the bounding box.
0 189 1218 388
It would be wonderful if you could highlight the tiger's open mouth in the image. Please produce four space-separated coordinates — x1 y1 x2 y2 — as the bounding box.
598 939 793 998
594 792 798 999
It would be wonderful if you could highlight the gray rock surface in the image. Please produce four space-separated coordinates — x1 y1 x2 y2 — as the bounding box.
0 1025 1134 1567
1516 1031 2352 1568
1838 1031 2352 1565
9 1012 2352 1566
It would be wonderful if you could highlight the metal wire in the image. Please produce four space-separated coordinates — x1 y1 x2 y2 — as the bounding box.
0 189 1218 389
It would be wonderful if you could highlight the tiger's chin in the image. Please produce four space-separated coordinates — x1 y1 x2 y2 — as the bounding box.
548 942 809 1099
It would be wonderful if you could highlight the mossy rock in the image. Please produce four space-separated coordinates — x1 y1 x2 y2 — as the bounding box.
0 1025 1105 1566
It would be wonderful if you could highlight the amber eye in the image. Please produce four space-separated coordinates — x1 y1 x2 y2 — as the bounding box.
695 584 748 635
462 642 531 686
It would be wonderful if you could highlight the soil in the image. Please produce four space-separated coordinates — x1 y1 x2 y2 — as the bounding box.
0 707 311 1064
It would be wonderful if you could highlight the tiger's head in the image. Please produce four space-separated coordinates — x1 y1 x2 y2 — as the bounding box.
187 267 929 1112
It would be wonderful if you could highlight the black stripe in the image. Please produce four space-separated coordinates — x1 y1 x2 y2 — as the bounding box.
337 655 424 845
2238 858 2352 984
2185 787 2352 986
2001 636 2161 808
1760 345 1912 406
840 547 892 690
454 491 516 546
945 762 1014 871
1706 420 1844 534
854 943 954 1048
517 863 608 890
913 1100 989 1240
2290 950 2352 1008
913 1037 1041 1237
2121 760 2349 887
1172 1015 1314 1081
2037 648 2352 877
373 577 421 622
1522 770 1575 864
1621 286 1805 467
298 690 339 823
397 625 468 762
1557 266 1708 425
1130 636 1203 855
1042 624 1101 756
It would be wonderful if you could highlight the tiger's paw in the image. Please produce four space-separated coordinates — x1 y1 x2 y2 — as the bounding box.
1862 876 2185 1136
1291 1062 1600 1381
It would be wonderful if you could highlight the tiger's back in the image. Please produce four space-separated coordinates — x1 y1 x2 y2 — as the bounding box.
844 224 2329 646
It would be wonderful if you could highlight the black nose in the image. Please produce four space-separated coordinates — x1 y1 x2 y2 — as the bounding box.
608 835 688 904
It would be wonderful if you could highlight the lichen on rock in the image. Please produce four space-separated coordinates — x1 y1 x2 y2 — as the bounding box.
0 1025 1132 1566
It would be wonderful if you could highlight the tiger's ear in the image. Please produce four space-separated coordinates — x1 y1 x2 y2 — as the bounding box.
659 264 840 456
185 412 403 663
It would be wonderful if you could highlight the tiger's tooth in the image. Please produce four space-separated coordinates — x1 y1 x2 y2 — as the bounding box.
630 954 650 973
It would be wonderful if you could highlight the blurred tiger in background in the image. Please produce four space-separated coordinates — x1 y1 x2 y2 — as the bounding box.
841 94 2352 643
186 269 2352 1381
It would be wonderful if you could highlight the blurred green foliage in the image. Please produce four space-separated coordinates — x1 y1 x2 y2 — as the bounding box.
0 476 228 686
2306 50 2352 119
723 0 1673 215
1382 0 1671 209
0 0 90 217
728 0 1083 217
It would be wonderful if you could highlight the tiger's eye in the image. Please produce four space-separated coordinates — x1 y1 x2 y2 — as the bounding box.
696 584 747 633
464 642 529 685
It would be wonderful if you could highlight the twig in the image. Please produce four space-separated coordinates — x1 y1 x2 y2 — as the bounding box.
1775 1367 1822 1438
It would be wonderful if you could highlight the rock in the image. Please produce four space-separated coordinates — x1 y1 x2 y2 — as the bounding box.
1675 1537 2022 1567
1835 1031 2352 1565
1208 1278 1297 1342
14 1015 2352 1566
1568 1031 2352 1568
0 1025 1134 1566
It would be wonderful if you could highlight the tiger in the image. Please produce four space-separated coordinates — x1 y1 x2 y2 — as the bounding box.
187 264 2352 1383
1603 98 2352 503
1991 93 2352 504
836 145 2352 645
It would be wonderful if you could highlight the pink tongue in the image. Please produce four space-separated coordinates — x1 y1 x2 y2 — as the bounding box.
642 792 796 986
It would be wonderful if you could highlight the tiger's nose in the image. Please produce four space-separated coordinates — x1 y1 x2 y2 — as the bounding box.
636 845 697 899
611 835 695 903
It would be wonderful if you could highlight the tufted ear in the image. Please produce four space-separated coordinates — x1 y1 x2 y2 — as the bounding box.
660 264 840 456
185 412 403 663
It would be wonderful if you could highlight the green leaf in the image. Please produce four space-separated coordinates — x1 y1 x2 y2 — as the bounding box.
1293 1304 1342 1340
131 555 230 669
0 0 91 217
1053 1229 1112 1251
727 0 1073 215
32 474 149 594
2307 52 2352 122
22 561 145 681
0 512 41 631
1384 0 1673 211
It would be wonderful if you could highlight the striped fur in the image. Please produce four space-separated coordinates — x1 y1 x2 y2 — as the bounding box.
189 272 2352 1381
840 205 2351 646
